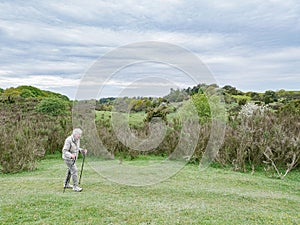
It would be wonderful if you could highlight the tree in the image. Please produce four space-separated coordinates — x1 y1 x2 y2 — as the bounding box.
247 92 262 101
223 85 238 95
263 90 278 104
191 93 211 124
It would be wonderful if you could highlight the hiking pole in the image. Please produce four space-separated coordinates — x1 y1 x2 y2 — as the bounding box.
79 153 86 184
63 159 75 193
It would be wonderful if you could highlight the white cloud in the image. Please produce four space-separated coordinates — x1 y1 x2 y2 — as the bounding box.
0 75 80 88
202 45 300 92
0 0 299 97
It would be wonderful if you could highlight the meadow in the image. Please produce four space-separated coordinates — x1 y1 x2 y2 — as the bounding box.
0 86 299 224
0 155 299 225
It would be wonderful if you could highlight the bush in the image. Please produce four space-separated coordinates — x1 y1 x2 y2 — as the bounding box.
216 102 299 176
191 93 211 124
263 90 278 104
35 98 69 116
278 100 300 116
0 121 46 173
144 104 168 124
0 99 72 173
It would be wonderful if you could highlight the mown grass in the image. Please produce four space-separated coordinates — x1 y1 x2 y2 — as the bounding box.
0 156 299 225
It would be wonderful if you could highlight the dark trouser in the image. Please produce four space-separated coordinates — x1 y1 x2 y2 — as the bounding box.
64 159 78 186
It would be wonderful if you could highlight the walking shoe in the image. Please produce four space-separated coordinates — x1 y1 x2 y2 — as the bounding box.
73 186 83 192
64 183 73 189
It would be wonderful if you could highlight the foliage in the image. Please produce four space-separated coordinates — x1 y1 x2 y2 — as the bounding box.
93 91 299 176
144 103 168 123
164 88 189 102
222 85 244 95
278 99 300 116
277 89 300 102
1 85 69 101
129 97 153 112
93 97 299 176
0 122 46 173
35 98 70 116
191 93 211 124
232 95 251 106
246 91 263 101
217 102 300 176
1 84 299 175
263 90 278 104
0 98 72 173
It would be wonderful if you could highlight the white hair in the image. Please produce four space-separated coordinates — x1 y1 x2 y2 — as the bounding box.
72 128 83 136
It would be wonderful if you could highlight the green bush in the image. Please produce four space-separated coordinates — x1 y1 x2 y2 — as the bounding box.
278 99 300 116
191 93 211 124
0 99 72 173
35 98 69 116
263 90 278 104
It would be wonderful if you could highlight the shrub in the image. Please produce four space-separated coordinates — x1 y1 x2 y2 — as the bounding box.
278 99 300 116
35 98 69 116
217 102 299 176
191 93 211 124
0 121 46 173
0 99 72 173
144 104 168 124
263 90 278 104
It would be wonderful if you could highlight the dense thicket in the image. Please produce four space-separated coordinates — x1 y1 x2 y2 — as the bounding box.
93 85 299 178
0 87 72 173
0 85 299 177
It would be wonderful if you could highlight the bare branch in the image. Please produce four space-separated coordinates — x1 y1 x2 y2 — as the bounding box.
263 151 282 178
282 153 297 178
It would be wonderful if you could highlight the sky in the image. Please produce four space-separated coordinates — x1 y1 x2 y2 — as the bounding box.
0 0 299 99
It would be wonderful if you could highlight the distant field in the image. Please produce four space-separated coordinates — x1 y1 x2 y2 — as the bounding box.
96 111 146 128
95 110 178 128
0 156 299 224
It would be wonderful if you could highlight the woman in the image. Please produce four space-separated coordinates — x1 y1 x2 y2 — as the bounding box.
62 128 87 192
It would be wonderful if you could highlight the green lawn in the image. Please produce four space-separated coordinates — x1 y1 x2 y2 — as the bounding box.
0 156 299 225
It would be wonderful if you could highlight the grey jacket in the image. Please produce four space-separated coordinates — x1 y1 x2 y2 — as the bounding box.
62 135 83 160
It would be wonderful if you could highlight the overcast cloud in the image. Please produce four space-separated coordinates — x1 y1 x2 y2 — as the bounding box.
0 0 299 98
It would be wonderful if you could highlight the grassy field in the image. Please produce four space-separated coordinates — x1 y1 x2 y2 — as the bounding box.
0 156 299 225
95 111 146 129
95 110 178 128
